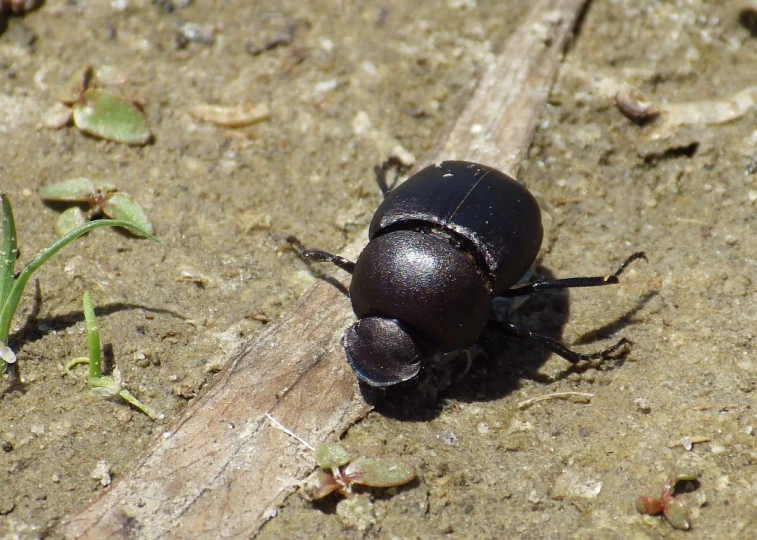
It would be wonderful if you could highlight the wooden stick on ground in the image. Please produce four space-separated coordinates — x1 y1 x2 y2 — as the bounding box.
56 0 589 537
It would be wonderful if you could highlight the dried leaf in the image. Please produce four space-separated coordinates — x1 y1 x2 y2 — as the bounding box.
101 193 154 235
95 65 130 87
189 103 270 127
343 457 416 488
635 496 664 516
58 65 94 105
42 102 74 129
73 89 152 146
301 471 340 501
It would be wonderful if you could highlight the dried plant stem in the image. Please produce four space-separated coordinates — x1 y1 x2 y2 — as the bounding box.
517 391 595 410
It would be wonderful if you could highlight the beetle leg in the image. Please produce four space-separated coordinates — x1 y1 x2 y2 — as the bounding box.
373 156 406 196
501 252 646 297
492 320 631 362
374 165 391 196
286 236 356 274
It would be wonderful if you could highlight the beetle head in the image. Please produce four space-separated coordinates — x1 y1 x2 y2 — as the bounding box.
343 317 422 386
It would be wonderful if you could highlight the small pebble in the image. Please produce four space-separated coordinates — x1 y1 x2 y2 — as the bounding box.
91 460 112 487
176 22 215 48
634 397 652 413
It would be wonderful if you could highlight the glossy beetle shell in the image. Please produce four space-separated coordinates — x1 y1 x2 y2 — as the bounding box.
369 161 543 295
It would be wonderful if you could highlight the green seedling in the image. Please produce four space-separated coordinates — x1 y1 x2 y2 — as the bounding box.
0 192 156 386
64 292 158 420
265 414 418 531
53 65 152 146
301 442 417 501
636 473 700 530
42 178 154 236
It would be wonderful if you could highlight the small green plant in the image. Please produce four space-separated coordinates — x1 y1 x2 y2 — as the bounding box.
301 442 418 501
50 65 153 146
64 292 158 420
636 473 700 530
42 178 154 236
265 413 418 530
301 441 417 531
0 192 156 387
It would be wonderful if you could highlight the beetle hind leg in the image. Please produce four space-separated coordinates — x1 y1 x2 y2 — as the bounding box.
286 235 355 274
502 252 647 297
492 320 631 363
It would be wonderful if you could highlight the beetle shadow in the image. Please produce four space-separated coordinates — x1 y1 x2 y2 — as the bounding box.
369 266 654 421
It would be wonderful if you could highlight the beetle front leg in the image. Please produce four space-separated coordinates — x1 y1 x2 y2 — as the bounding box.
502 252 646 297
491 320 631 363
373 156 406 196
286 236 355 274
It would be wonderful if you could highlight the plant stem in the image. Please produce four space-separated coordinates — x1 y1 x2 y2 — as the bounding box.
81 291 102 379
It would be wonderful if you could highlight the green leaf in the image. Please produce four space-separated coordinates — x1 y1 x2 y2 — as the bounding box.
72 89 152 146
101 193 154 235
0 194 18 312
664 499 691 530
343 457 417 488
42 178 98 202
55 207 87 236
315 442 351 470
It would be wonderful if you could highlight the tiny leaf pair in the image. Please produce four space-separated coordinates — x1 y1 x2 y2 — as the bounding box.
636 473 700 530
42 178 153 236
302 442 417 501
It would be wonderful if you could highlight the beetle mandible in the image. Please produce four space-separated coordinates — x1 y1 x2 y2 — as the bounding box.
288 160 645 387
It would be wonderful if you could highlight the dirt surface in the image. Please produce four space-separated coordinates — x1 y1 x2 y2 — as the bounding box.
1 0 755 538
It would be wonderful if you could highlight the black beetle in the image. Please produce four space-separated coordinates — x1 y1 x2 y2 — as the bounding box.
288 160 644 387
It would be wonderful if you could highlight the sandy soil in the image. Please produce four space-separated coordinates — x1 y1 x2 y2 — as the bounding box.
1 0 756 538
